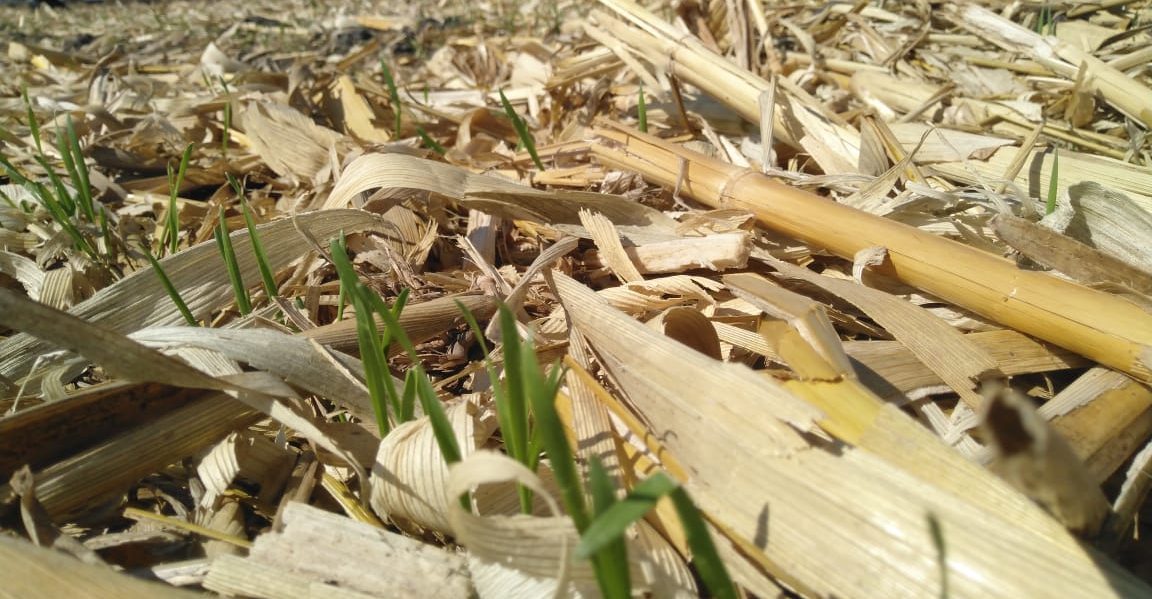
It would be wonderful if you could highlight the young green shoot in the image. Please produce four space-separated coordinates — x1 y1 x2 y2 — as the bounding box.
412 366 471 511
380 60 403 135
928 513 950 599
221 101 233 162
22 87 43 156
498 88 545 171
330 234 397 435
163 143 195 256
61 115 96 222
1036 2 1055 36
456 302 542 514
637 82 648 134
1045 148 1060 216
578 471 738 599
586 458 632 598
1 154 99 262
524 343 584 531
145 248 197 326
336 272 348 321
416 126 447 155
214 209 252 315
228 174 278 299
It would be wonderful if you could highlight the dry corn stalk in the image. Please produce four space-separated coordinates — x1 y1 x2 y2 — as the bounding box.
591 125 1152 382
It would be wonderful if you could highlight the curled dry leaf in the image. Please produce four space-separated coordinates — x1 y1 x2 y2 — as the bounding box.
370 396 498 533
446 451 696 599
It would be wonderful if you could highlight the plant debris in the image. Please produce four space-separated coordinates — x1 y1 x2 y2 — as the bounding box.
2 0 1152 597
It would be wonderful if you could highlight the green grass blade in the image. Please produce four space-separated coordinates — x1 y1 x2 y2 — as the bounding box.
357 302 394 435
34 154 75 216
525 352 587 532
215 211 252 315
222 101 232 162
456 300 536 514
1045 148 1060 216
10 156 98 260
587 457 631 599
65 115 95 222
928 513 950 599
578 471 737 598
577 472 678 559
367 288 418 363
57 127 84 216
381 60 403 135
668 485 738 599
498 88 545 171
329 234 393 435
229 174 278 298
414 367 461 463
400 368 419 423
0 155 30 186
637 82 648 134
413 366 471 510
498 305 528 467
144 249 197 326
336 276 348 321
22 87 43 156
165 143 194 255
416 126 447 155
364 288 410 412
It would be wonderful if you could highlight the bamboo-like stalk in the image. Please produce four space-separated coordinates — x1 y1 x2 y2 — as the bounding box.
591 124 1152 382
299 293 496 352
591 0 799 148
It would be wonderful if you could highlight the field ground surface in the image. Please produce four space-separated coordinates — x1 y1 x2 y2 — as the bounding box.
2 0 1152 597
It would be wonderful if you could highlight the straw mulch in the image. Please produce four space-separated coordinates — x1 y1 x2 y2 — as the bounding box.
2 0 1152 596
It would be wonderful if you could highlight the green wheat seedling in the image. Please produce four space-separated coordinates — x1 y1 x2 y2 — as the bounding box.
1045 148 1060 216
456 303 559 515
586 457 632 596
214 209 252 315
577 469 739 599
410 363 470 511
380 60 403 135
458 302 638 596
222 101 233 162
637 82 648 134
457 301 736 597
219 77 233 162
330 234 411 435
145 248 197 326
498 88 545 171
0 154 97 262
22 87 44 155
1 96 103 263
162 143 194 257
1035 2 1055 36
416 126 447 156
60 116 96 223
511 333 651 596
927 513 951 599
228 174 278 299
329 233 463 494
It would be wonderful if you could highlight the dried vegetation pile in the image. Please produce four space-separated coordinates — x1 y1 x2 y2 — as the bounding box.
2 0 1152 596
